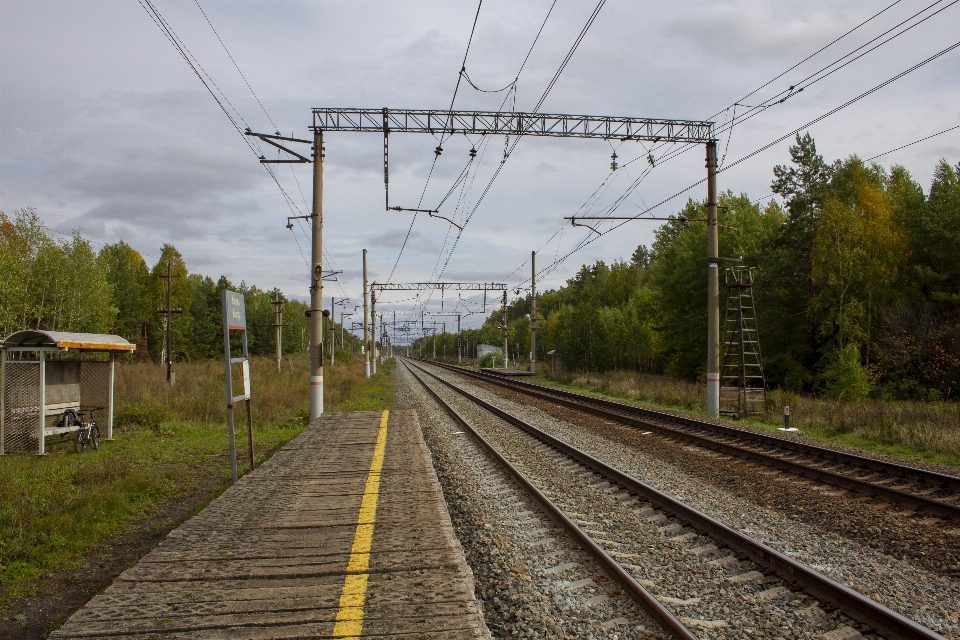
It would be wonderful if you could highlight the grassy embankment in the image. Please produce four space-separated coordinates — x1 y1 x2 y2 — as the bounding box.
0 355 395 605
426 356 960 468
541 369 960 468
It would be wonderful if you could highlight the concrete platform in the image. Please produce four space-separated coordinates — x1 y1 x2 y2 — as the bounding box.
51 410 490 639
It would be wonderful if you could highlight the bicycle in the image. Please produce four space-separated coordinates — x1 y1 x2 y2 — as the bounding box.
73 408 102 454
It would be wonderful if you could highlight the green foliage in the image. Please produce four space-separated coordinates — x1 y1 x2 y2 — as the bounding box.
0 208 114 337
0 209 352 366
434 136 960 404
480 352 502 368
821 342 873 400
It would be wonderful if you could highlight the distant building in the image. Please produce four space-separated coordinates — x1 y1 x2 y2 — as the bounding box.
476 343 503 360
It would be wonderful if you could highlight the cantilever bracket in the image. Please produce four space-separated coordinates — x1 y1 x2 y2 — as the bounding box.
245 129 312 164
286 215 311 229
391 207 463 231
566 217 602 236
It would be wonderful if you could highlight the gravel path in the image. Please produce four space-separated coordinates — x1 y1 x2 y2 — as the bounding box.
397 363 661 639
415 361 960 639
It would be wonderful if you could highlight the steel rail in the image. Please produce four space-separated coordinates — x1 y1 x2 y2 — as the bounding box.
400 360 698 640
407 359 947 640
425 361 960 521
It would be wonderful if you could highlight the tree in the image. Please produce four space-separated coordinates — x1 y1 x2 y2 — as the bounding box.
99 240 152 351
811 159 906 368
150 245 193 364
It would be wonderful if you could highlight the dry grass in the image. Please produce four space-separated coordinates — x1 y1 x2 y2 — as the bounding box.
0 355 395 607
552 370 960 463
114 354 386 428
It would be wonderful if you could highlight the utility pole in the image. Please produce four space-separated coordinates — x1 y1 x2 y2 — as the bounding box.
341 311 352 359
530 251 537 374
457 314 461 364
706 141 720 418
442 322 446 360
271 294 284 373
310 130 325 419
156 260 182 386
363 249 370 379
371 290 377 374
502 290 508 370
330 296 336 366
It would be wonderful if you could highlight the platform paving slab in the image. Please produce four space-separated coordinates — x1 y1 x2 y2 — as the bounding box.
51 410 490 640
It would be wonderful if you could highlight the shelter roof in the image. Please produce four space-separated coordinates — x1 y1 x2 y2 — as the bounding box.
3 330 136 352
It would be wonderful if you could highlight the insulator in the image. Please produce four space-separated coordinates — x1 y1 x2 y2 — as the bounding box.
435 145 443 157
610 151 618 171
469 147 477 158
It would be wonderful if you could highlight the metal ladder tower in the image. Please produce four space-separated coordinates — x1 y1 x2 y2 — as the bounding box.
719 266 767 417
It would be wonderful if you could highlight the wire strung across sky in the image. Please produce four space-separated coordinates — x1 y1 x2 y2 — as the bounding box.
509 35 960 291
391 0 571 314
494 0 958 295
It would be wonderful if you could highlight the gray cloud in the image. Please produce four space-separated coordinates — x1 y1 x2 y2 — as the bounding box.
2 0 958 332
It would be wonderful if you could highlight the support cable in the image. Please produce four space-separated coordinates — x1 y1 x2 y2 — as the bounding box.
518 37 960 287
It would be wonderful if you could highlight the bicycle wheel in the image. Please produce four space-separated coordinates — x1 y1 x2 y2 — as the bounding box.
74 428 85 454
90 424 101 450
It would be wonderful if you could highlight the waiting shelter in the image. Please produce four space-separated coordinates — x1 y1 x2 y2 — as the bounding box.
1 330 135 454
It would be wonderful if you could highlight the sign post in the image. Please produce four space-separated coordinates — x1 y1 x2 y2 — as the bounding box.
223 290 255 484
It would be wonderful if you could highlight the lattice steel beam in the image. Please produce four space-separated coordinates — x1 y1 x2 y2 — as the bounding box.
371 282 507 292
313 108 715 144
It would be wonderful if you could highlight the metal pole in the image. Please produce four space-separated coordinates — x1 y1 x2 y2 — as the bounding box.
502 291 509 369
706 140 720 418
222 289 238 484
38 352 45 455
457 314 461 364
363 249 371 379
371 291 377 374
1 349 5 455
330 296 335 366
530 250 537 374
166 260 174 386
107 352 115 440
310 130 325 419
274 295 282 373
242 329 255 471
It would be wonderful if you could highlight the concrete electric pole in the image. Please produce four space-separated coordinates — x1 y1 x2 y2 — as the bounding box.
272 294 284 373
309 130 325 420
706 141 720 418
530 250 537 375
371 290 377 374
502 291 509 370
363 249 370 379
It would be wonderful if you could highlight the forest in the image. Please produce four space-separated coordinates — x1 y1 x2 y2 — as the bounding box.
0 209 336 364
420 135 960 402
3 133 959 401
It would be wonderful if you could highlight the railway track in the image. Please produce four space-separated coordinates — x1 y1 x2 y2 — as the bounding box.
402 359 947 640
421 359 960 521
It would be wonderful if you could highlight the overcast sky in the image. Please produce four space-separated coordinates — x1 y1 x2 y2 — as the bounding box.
2 0 958 337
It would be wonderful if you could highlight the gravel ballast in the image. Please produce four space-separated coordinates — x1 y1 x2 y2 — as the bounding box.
397 362 662 639
413 361 959 639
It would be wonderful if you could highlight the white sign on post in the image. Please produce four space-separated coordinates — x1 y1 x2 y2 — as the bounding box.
222 290 255 484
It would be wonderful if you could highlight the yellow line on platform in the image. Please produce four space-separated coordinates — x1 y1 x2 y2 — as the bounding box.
333 410 390 638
